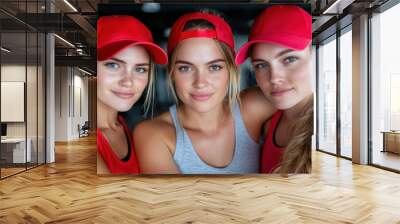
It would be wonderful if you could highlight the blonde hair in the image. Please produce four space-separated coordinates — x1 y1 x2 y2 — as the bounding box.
143 60 156 117
274 95 313 175
167 14 240 110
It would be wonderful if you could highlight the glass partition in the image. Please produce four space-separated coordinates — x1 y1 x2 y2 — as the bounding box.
339 28 352 158
317 36 337 155
1 30 28 177
0 0 46 179
370 3 400 171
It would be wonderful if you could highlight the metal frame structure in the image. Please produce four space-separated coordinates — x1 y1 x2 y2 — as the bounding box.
0 0 47 179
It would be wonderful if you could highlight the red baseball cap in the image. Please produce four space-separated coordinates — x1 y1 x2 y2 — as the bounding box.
235 5 312 64
97 15 168 64
168 12 235 55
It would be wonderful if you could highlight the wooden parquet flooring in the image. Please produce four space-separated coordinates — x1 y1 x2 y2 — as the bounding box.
1 167 26 178
1 135 400 223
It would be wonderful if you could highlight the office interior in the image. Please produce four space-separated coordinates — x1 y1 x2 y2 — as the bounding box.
0 0 97 178
0 0 399 222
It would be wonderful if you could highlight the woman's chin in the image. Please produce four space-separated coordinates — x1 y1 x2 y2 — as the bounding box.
274 101 297 111
110 101 136 112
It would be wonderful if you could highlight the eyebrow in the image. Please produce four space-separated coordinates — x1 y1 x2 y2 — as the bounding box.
135 63 150 67
251 59 267 64
276 49 294 58
252 49 295 62
175 59 225 65
206 59 225 65
109 57 126 64
109 58 149 66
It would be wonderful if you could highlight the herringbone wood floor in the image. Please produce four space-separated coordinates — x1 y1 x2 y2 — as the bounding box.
0 135 400 224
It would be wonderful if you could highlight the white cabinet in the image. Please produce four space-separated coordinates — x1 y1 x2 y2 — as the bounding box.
1 138 32 163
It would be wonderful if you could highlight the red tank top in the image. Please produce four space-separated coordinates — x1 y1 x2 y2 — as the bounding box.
97 116 140 174
260 111 285 173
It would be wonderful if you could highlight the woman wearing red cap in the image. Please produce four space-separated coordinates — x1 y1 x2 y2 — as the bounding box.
134 10 275 174
236 5 313 174
97 15 167 174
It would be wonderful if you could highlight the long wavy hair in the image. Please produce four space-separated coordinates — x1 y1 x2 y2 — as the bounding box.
274 95 314 175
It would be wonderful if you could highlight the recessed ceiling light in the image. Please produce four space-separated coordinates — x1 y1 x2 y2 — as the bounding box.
1 47 11 53
78 67 93 76
63 0 78 12
323 0 354 15
54 34 75 48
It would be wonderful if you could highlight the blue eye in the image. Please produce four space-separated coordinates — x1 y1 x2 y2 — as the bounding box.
284 56 298 64
135 67 148 74
209 64 223 72
104 62 120 70
178 65 191 73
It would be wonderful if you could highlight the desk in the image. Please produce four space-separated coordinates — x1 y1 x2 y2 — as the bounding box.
1 138 31 163
382 131 400 154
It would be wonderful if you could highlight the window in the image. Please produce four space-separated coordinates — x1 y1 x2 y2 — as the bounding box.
339 28 352 158
317 36 337 155
370 3 400 171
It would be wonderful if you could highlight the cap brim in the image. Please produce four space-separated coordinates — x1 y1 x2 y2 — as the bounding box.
235 36 311 65
235 41 253 65
137 42 168 65
98 40 168 65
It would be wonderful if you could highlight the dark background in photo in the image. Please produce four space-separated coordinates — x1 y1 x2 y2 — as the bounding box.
98 3 311 130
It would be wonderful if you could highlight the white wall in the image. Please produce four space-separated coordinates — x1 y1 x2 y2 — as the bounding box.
54 66 89 141
72 73 89 138
1 65 25 139
1 65 39 138
55 66 69 141
1 64 46 164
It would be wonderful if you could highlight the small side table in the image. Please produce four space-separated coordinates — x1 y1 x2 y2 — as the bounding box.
381 131 400 154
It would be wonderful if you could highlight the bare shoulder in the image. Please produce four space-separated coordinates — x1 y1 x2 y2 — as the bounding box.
133 112 173 134
133 111 175 151
133 110 180 174
239 86 276 123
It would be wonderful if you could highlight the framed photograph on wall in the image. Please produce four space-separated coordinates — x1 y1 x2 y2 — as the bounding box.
96 2 313 175
1 81 25 122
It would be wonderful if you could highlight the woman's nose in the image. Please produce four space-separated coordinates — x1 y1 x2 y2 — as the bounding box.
269 67 285 85
193 70 208 88
119 68 135 87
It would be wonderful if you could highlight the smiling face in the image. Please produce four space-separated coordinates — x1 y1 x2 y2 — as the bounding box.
170 37 230 113
251 43 312 110
97 45 150 112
